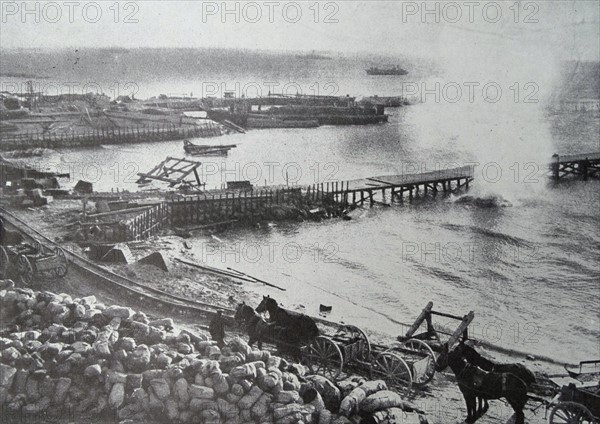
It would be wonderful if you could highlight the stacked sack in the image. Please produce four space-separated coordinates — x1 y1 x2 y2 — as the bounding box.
337 377 428 424
0 284 367 424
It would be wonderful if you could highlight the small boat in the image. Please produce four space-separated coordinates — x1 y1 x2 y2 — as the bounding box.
366 65 408 76
295 50 331 60
183 140 237 156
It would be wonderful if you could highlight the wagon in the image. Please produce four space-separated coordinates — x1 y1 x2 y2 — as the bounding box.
396 301 475 352
0 240 69 284
544 360 600 424
301 324 437 394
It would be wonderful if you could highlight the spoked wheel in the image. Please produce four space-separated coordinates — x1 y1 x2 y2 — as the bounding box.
303 336 343 381
17 255 33 285
53 247 69 278
386 339 437 386
0 246 8 279
549 402 596 424
371 351 413 394
335 324 371 362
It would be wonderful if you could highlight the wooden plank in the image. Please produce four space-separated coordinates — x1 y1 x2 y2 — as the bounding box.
402 301 434 339
447 311 475 347
86 205 156 219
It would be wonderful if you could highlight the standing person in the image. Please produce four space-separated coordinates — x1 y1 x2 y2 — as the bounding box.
209 310 226 347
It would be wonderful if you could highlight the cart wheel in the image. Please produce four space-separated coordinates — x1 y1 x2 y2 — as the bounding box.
339 324 371 362
0 246 8 279
53 247 69 278
549 401 596 424
398 338 436 386
371 351 413 394
304 336 343 381
17 255 33 285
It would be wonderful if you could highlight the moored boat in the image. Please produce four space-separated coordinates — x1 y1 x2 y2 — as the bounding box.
183 140 237 156
366 65 408 76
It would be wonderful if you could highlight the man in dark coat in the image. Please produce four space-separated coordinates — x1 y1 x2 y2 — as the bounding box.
209 310 226 347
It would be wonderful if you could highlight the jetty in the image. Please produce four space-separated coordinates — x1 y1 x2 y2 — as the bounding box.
551 152 600 180
306 165 475 208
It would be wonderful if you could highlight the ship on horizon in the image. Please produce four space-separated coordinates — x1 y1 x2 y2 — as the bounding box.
295 50 331 60
366 65 408 76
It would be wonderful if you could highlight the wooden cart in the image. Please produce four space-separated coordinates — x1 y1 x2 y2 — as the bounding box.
397 301 475 352
0 240 69 284
545 361 600 424
301 324 437 395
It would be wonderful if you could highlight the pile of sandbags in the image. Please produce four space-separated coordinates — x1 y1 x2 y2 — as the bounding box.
337 377 428 424
0 285 363 424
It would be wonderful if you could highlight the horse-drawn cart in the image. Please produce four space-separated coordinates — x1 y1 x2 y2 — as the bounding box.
237 298 475 394
542 360 600 424
301 325 436 394
396 301 475 351
0 240 69 284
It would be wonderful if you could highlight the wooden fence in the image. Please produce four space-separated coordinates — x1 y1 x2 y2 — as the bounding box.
80 189 304 242
0 123 222 150
124 203 170 241
170 188 303 226
81 203 169 243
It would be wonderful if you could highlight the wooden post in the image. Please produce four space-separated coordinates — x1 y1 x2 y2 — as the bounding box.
403 302 434 339
552 154 560 181
582 159 589 181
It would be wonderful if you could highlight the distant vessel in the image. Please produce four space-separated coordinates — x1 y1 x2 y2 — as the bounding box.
296 50 331 60
183 139 237 156
366 65 408 76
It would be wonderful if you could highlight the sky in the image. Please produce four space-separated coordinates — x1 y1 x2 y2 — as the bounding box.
0 1 599 60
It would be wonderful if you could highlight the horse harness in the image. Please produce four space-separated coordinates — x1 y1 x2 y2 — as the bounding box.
457 357 526 394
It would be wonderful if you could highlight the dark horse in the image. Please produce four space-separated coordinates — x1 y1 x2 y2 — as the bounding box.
458 343 536 388
234 302 287 350
449 342 536 419
255 295 320 348
435 343 529 424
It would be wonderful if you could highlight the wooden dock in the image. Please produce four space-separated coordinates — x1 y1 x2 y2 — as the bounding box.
305 165 475 207
551 152 600 180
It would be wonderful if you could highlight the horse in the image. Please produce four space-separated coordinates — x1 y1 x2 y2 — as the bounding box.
456 342 536 388
448 342 536 418
255 295 320 348
435 343 529 424
234 302 290 352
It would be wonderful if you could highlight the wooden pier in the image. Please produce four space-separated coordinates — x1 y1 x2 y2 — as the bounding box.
305 165 475 208
551 152 600 181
